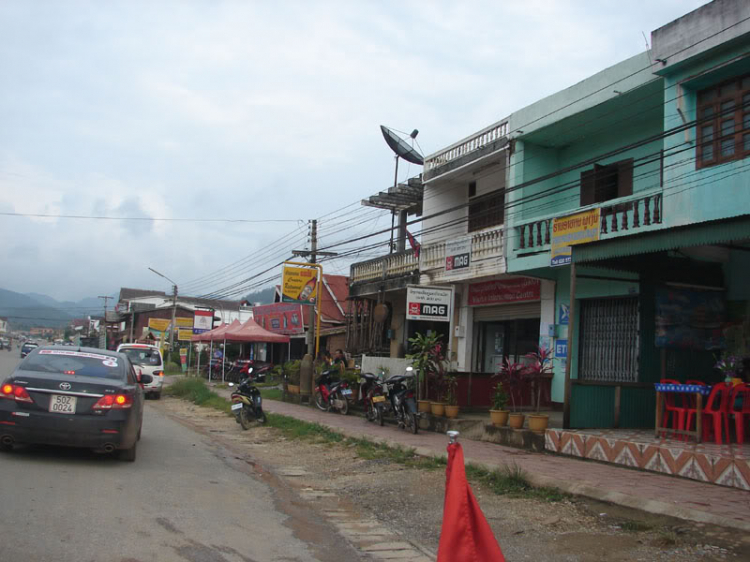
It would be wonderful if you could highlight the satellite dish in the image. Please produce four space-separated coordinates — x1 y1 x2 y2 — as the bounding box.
380 125 424 166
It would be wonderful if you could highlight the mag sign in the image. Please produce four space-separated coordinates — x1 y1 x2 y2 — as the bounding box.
282 265 318 304
406 286 452 322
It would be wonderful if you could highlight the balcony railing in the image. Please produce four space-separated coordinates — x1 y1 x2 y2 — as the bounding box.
350 249 419 285
514 191 664 253
424 121 509 173
420 227 504 272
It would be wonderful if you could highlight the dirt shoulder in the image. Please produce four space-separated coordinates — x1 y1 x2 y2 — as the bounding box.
153 397 747 562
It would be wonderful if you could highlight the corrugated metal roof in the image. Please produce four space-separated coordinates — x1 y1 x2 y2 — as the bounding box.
573 216 750 263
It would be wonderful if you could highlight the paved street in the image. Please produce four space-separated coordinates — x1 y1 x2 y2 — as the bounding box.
0 352 360 562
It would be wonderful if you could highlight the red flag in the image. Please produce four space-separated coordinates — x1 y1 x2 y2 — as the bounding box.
437 442 505 562
405 229 420 258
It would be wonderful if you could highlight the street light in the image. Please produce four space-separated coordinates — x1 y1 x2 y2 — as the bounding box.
148 267 178 358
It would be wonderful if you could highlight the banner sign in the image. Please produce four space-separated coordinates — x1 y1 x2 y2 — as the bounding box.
282 266 318 304
193 310 213 333
148 318 171 332
177 329 193 341
550 208 601 267
468 278 541 307
445 237 472 274
406 286 452 322
175 317 193 328
252 303 304 335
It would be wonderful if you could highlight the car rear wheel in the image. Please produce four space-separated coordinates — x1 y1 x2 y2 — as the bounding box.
154 391 161 400
118 442 137 462
0 442 12 452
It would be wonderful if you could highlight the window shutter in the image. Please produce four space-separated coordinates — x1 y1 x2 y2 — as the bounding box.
617 159 634 198
580 169 596 206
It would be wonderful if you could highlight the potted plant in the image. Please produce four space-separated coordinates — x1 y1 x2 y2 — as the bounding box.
444 375 459 419
495 357 526 429
524 346 554 432
489 382 509 427
715 354 740 383
285 360 301 394
407 332 445 413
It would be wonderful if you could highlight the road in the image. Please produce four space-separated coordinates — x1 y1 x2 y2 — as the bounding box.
0 350 360 562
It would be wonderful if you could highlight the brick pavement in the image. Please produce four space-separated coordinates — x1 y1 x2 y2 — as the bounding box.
184 379 750 531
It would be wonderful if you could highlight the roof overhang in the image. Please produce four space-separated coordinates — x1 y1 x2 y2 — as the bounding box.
361 176 423 216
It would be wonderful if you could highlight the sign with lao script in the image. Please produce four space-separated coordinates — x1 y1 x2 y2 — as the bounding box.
406 286 452 322
445 237 472 275
550 208 601 267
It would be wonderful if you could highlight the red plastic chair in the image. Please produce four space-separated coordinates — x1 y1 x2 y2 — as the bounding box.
660 378 688 437
685 380 707 409
730 383 750 445
685 382 732 444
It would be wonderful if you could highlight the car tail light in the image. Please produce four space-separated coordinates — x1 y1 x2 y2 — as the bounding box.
92 394 133 410
154 370 164 377
0 383 33 403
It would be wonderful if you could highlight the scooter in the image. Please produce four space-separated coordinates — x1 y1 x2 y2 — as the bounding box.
229 368 266 429
359 369 387 423
314 368 352 415
383 366 419 434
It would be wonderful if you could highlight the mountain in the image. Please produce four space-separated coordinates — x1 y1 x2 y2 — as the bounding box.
244 287 276 305
0 288 72 329
26 292 106 315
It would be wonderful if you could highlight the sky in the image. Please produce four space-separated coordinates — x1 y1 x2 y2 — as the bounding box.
0 0 710 301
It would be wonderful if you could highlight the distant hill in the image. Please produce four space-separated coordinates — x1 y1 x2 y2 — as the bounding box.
244 287 276 305
26 292 108 316
0 288 72 329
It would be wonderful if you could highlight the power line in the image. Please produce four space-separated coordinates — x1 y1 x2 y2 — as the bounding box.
0 211 301 223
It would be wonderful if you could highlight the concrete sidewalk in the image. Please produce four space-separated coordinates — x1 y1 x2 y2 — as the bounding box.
177 378 750 532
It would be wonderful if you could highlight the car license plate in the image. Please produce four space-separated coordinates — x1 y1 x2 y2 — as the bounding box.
341 389 352 396
49 394 77 414
231 403 243 411
372 395 386 403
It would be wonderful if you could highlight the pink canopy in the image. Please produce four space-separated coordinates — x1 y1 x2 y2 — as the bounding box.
191 319 241 342
224 318 290 344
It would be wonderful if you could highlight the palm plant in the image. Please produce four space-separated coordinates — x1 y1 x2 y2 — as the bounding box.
524 346 554 413
407 332 446 401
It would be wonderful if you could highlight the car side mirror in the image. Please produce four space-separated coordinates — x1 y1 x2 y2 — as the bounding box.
140 374 154 385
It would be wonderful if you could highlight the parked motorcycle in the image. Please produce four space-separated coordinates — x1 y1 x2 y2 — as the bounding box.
314 368 352 415
382 366 419 434
229 368 266 429
359 369 387 423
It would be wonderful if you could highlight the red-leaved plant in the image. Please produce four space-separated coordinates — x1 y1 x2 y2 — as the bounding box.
524 346 554 413
494 357 526 413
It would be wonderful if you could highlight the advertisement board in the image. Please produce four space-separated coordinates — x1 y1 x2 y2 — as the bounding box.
406 286 452 322
445 237 472 274
193 310 213 334
282 266 318 304
177 328 193 341
550 208 601 267
148 318 171 332
175 317 193 328
252 303 304 335
468 278 541 306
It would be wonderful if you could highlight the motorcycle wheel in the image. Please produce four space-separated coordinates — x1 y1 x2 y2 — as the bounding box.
377 405 384 426
411 413 419 434
256 407 267 424
314 390 329 412
239 405 252 430
337 392 349 416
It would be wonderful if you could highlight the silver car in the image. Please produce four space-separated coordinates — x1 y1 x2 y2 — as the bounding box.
116 344 164 399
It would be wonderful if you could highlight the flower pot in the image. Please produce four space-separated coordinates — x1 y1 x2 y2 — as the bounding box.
287 384 300 395
508 413 525 430
444 405 459 419
489 409 509 427
430 402 446 416
527 413 549 432
418 400 431 414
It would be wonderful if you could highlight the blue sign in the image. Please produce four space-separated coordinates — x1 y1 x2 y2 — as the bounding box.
555 339 568 358
559 304 569 325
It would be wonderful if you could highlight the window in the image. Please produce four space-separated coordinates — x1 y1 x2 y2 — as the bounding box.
579 159 633 206
697 74 750 168
468 188 504 233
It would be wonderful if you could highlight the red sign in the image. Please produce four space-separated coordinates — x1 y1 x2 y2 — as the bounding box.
468 278 541 307
252 303 304 335
408 302 421 316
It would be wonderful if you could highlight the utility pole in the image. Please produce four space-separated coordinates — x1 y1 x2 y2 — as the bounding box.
148 267 178 361
98 295 111 349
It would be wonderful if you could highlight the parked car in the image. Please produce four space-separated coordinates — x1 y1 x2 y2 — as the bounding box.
20 342 38 358
116 343 164 399
0 346 148 461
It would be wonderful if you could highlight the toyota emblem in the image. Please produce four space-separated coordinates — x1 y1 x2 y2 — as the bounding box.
59 382 72 390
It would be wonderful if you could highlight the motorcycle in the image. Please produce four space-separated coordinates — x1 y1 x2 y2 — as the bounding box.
359 369 387 423
314 368 352 415
383 366 419 434
228 368 266 429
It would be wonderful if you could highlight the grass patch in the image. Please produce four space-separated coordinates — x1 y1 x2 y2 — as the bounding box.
260 387 282 401
266 413 345 443
165 378 232 414
256 381 281 388
621 520 653 533
464 462 568 502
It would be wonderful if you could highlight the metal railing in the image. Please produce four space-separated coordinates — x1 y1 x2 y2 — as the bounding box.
424 121 509 172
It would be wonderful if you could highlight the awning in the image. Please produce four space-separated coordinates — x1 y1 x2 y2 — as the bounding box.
573 215 750 264
224 318 290 344
360 176 423 216
191 320 241 342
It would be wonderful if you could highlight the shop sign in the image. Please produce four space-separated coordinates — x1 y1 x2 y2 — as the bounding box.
550 208 601 267
559 304 569 325
252 303 304 335
555 339 568 358
175 317 193 328
467 278 541 306
193 310 213 334
282 265 318 304
177 328 193 341
148 318 171 332
445 237 472 274
406 286 452 322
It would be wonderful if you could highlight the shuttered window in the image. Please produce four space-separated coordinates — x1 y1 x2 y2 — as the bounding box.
468 189 504 233
579 159 634 206
697 74 750 169
578 297 639 383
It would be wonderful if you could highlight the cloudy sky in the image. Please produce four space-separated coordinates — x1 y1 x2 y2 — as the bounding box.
0 0 709 301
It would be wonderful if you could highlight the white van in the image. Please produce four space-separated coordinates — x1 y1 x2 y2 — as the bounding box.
117 343 164 399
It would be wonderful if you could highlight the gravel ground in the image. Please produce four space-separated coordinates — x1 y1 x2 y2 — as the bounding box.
155 397 748 561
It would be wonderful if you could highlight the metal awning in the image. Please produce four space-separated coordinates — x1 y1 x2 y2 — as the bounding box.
573 215 750 264
361 176 423 216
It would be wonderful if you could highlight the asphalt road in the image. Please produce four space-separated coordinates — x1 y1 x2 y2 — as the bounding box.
0 350 354 562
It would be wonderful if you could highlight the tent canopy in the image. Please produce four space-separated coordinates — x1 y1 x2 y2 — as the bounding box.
224 318 290 344
191 319 241 342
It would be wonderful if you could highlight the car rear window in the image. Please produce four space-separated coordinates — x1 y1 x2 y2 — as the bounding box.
120 347 162 366
22 344 38 351
22 350 124 380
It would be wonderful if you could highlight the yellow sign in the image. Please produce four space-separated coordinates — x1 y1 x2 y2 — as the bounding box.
177 328 193 341
148 318 171 332
550 208 601 267
176 317 193 328
282 265 318 304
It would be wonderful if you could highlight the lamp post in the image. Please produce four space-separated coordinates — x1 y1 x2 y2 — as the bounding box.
148 267 178 360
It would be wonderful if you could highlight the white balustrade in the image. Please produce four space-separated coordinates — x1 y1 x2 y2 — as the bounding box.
424 121 509 172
